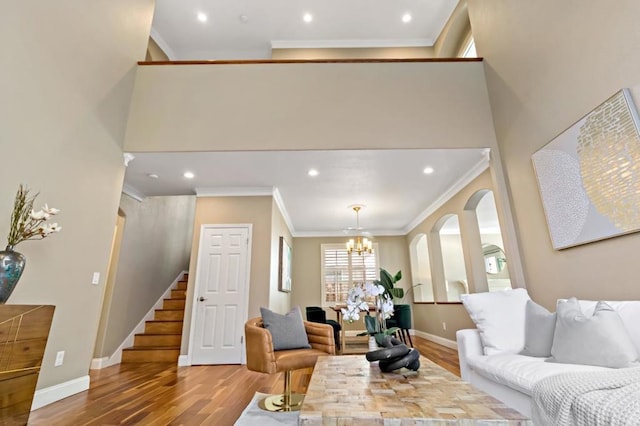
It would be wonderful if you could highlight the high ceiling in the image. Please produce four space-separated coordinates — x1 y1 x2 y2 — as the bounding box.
151 0 459 59
136 2 491 237
123 149 490 236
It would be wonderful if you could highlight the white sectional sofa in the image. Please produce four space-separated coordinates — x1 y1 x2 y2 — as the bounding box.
456 292 640 418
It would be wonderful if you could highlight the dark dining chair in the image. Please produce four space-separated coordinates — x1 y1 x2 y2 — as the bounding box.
386 304 413 347
305 306 341 350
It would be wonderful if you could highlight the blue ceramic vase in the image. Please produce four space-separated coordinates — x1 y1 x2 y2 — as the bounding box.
0 245 26 303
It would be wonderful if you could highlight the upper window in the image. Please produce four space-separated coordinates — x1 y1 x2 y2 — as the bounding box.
321 243 379 306
462 37 477 58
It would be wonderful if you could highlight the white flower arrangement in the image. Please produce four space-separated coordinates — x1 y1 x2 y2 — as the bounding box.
341 282 395 336
6 185 61 249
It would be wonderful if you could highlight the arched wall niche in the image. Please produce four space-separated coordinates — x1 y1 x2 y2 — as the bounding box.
409 233 434 302
431 214 469 302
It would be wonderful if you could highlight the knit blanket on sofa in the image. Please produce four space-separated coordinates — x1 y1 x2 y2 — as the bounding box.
532 367 640 426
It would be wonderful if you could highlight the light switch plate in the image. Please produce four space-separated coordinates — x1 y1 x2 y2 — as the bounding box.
92 272 100 285
55 351 64 367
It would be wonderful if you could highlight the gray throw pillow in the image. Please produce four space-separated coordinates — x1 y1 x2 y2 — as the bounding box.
548 298 639 368
520 300 556 357
260 306 311 351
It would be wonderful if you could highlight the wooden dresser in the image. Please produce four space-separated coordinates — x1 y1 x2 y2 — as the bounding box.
0 305 55 425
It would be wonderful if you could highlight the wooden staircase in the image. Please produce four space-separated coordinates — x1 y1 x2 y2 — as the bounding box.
121 275 188 363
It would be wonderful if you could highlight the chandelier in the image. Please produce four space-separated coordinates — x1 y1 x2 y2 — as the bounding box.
345 206 373 255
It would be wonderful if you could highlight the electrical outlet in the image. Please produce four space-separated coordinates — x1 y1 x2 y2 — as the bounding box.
55 351 65 367
442 322 447 331
92 272 100 285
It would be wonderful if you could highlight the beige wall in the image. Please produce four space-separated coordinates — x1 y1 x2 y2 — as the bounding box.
269 201 293 313
272 47 435 60
124 61 498 153
290 236 411 330
468 0 640 309
1 1 154 391
95 194 195 358
182 196 273 353
434 0 471 58
146 37 169 61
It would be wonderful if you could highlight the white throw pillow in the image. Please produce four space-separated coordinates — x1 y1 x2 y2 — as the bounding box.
576 300 640 354
461 288 530 355
549 298 639 368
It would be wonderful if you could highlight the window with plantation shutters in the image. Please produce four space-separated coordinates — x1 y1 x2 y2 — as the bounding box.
321 243 379 306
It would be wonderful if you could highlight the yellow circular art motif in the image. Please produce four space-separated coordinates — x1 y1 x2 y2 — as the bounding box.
577 91 640 232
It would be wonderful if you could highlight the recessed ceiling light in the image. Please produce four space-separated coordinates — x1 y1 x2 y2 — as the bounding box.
423 166 434 175
147 173 159 179
308 169 319 177
184 171 195 179
402 13 412 23
197 12 207 23
303 13 313 23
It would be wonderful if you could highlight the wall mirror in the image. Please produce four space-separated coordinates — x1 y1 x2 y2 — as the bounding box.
483 243 506 274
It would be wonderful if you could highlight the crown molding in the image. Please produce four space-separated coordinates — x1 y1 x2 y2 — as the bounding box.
272 188 295 235
122 184 145 202
271 38 434 50
196 186 295 234
403 155 490 234
292 228 407 238
195 186 274 197
150 27 177 60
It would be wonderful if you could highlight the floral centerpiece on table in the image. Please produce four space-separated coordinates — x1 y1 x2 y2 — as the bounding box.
6 184 61 250
341 282 397 346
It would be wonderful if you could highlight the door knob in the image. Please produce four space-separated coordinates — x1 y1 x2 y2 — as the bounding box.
198 296 206 302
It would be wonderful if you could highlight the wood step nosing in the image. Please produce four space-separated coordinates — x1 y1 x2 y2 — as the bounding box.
134 333 182 337
123 347 180 351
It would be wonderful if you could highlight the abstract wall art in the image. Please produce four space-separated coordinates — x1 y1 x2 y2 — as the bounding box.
532 88 640 249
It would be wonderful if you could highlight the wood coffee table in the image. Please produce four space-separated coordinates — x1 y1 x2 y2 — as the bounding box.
299 355 532 425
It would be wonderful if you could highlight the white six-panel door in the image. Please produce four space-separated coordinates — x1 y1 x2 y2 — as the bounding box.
191 225 250 365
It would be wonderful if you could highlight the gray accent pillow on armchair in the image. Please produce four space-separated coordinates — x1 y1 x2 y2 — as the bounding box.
260 306 311 351
549 298 639 368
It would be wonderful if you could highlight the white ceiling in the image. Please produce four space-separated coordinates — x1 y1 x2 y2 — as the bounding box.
123 149 490 236
151 0 459 59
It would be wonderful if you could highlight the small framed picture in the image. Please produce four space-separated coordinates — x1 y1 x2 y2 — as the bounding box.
278 236 292 292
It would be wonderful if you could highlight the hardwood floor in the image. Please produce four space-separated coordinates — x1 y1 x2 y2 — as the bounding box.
28 336 459 425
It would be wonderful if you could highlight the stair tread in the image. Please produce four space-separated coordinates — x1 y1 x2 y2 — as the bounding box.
124 346 180 351
135 333 182 337
155 309 184 312
147 319 183 323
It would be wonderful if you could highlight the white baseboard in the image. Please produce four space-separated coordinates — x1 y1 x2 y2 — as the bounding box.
178 355 189 367
90 357 108 370
412 330 458 350
31 375 90 411
91 270 188 370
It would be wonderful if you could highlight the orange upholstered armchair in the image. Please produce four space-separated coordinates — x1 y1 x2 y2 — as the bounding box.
245 317 335 411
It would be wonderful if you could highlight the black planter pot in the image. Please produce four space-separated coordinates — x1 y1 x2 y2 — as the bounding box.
393 304 412 330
